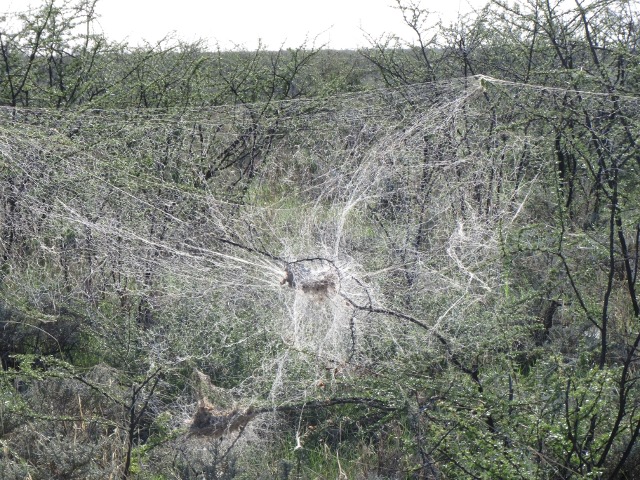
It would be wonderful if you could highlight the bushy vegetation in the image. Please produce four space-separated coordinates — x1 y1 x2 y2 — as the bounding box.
1 0 640 478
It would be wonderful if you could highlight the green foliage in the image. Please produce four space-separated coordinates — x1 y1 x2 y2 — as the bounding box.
1 0 640 478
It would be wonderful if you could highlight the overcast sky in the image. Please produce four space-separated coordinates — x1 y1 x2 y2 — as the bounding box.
5 0 487 50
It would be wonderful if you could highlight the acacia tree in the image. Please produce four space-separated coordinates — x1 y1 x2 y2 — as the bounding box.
0 0 116 107
356 1 640 478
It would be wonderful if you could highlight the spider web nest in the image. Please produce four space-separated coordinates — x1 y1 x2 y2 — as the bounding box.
2 75 637 408
188 369 258 438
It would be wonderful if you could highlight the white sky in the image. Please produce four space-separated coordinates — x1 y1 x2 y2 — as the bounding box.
5 0 487 50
